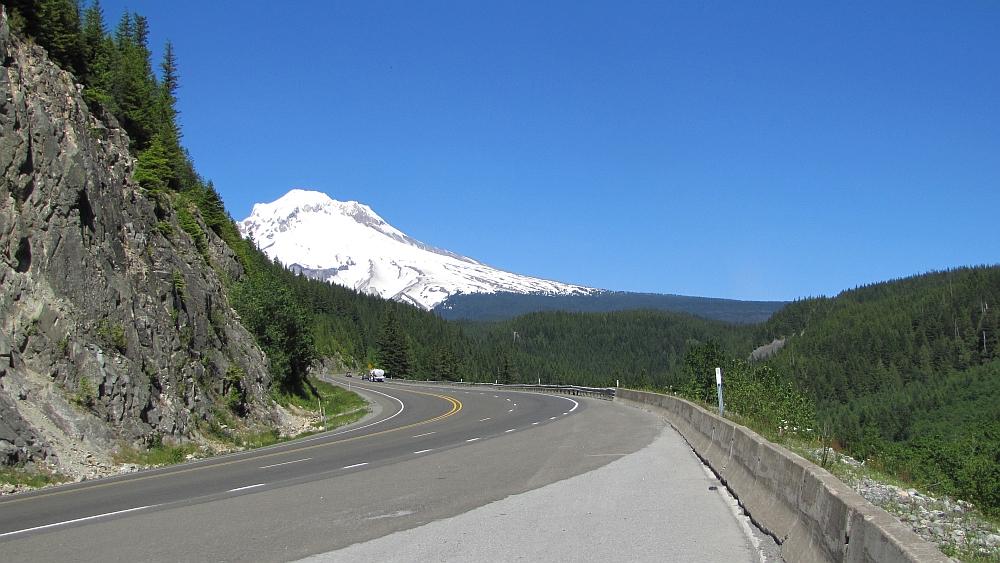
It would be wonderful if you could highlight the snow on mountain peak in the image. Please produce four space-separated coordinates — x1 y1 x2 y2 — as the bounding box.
238 190 597 310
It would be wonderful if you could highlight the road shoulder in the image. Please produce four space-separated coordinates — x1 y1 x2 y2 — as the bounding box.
297 409 759 563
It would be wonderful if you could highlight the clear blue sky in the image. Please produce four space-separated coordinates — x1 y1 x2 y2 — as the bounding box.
96 1 998 302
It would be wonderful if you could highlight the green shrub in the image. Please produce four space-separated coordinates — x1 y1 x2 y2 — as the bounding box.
72 376 97 407
155 221 174 238
97 319 127 353
172 270 186 300
176 204 209 260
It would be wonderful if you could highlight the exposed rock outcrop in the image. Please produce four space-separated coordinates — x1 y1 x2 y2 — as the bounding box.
0 7 277 478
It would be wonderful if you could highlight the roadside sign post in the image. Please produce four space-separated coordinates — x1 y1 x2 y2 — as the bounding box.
715 367 724 416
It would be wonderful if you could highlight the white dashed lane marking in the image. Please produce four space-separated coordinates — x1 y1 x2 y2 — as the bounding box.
229 484 265 493
260 458 311 469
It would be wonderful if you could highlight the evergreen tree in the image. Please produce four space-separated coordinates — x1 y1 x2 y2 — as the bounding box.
21 0 87 76
110 11 157 150
155 41 187 188
132 134 174 194
229 271 314 394
498 354 513 384
81 0 113 107
376 309 412 377
197 181 231 235
681 339 727 402
435 346 457 381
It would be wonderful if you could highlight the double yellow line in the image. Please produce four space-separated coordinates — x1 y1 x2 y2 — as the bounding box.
0 388 462 506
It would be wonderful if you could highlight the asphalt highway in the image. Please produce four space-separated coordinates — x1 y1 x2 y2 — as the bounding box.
0 377 679 561
0 378 583 539
0 378 762 562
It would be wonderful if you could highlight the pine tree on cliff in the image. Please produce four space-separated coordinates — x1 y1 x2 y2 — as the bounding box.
110 11 157 151
81 0 114 108
7 0 87 77
153 41 192 191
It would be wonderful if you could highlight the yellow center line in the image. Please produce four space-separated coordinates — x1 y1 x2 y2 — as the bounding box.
0 388 462 506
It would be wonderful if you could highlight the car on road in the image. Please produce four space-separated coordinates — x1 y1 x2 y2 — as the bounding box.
346 372 353 378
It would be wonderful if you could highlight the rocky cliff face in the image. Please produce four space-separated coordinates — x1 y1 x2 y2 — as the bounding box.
0 8 277 479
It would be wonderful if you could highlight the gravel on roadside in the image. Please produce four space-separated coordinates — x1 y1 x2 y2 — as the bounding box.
807 450 1000 563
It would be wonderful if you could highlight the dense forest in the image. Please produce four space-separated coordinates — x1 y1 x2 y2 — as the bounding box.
437 290 787 323
755 266 1000 514
10 0 999 516
454 310 754 386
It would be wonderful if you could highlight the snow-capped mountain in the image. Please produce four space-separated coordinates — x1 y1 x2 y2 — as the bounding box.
237 190 598 310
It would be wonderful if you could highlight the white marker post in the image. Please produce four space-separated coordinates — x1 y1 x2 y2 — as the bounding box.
715 367 724 416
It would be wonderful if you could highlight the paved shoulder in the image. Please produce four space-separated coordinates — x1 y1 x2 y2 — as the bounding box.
298 417 757 563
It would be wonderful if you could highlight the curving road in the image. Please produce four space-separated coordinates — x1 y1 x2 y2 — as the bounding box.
0 378 580 536
0 378 756 562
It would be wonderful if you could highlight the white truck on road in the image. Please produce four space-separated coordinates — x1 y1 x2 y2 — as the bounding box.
369 368 385 382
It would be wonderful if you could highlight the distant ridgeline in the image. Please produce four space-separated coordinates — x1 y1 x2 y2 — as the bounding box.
435 291 788 324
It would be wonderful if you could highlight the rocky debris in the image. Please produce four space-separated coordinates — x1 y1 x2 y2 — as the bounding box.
813 450 1000 562
0 7 280 482
274 404 321 437
1 482 40 495
751 338 786 360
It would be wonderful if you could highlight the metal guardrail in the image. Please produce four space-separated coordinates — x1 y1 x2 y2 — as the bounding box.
387 378 616 401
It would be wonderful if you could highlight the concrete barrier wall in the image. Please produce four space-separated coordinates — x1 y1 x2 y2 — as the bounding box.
615 389 950 563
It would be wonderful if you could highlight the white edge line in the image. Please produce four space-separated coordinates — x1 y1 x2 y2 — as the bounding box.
0 505 153 538
288 378 406 444
260 457 311 469
556 396 579 412
229 483 265 493
413 432 435 438
479 417 490 421
466 438 480 442
413 449 432 454
343 462 368 469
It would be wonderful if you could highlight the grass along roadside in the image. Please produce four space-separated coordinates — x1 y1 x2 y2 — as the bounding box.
118 376 368 467
0 376 372 491
0 464 70 494
274 374 367 416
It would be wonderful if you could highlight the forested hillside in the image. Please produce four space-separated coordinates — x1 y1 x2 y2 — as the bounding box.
437 290 787 323
755 266 1000 513
455 310 754 386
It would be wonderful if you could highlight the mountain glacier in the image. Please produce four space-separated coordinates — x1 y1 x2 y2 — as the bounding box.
237 190 597 310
